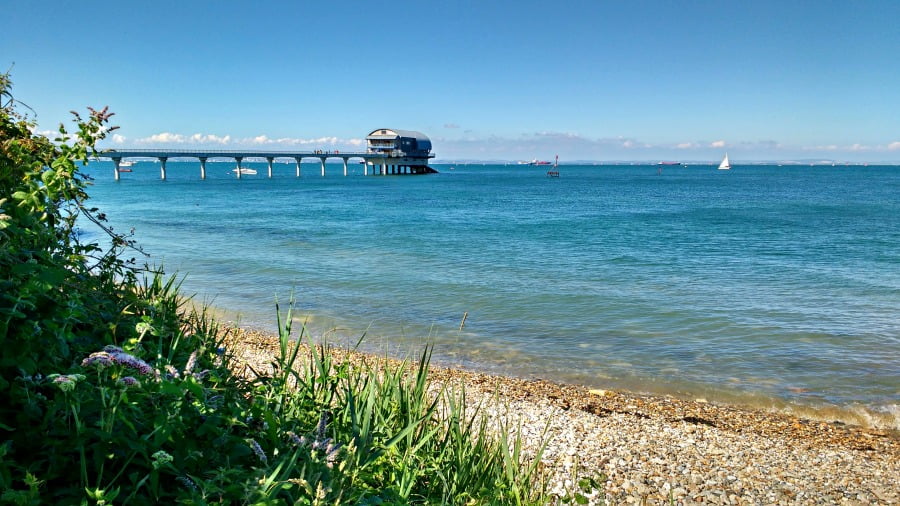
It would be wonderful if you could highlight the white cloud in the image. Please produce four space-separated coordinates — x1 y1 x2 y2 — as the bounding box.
190 133 230 144
34 129 58 138
143 132 186 143
103 130 900 161
127 132 367 151
135 132 233 145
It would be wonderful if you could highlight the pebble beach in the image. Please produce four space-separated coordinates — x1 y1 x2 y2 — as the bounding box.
226 328 899 505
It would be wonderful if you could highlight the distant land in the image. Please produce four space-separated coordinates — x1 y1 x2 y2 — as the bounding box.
91 156 898 167
432 159 900 166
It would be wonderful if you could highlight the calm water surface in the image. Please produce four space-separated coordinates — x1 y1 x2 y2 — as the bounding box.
83 162 900 428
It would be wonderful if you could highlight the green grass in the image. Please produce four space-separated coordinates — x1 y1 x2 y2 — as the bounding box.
3 275 557 504
1 72 560 504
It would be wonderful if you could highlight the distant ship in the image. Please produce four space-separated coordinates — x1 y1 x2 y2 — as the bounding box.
657 161 682 166
529 159 552 165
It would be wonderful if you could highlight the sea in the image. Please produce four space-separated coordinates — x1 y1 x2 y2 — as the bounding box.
80 161 900 429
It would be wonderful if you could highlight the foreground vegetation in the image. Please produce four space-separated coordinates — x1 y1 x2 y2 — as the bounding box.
0 74 556 504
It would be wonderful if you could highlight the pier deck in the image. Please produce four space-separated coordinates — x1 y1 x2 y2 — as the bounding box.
102 149 435 180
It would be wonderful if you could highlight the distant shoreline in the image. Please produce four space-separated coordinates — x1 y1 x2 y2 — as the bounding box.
429 161 900 166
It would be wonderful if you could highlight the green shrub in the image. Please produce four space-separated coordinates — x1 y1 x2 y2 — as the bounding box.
0 73 552 504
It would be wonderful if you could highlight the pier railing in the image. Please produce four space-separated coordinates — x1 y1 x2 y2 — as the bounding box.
100 148 434 180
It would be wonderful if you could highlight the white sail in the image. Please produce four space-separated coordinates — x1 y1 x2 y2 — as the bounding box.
718 153 731 170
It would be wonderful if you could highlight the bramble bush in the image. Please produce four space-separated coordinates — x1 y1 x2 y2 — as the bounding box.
0 73 556 504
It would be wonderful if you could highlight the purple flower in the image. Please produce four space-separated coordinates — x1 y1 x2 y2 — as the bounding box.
183 350 199 375
247 439 267 465
286 431 306 446
117 376 140 387
82 352 114 368
176 476 197 491
84 347 156 378
324 442 341 468
316 411 329 440
164 364 180 380
110 352 154 376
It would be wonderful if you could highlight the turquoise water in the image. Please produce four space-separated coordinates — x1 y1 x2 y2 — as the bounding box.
82 161 900 428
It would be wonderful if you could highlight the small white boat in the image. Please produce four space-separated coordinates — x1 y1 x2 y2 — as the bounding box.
119 160 135 167
232 167 258 175
718 153 731 170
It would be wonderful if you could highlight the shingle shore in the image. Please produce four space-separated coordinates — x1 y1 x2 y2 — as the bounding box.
225 327 899 505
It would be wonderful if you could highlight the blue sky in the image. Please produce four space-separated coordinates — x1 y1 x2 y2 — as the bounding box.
5 1 900 161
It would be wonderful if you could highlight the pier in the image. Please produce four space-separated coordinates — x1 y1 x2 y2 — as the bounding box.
104 129 436 181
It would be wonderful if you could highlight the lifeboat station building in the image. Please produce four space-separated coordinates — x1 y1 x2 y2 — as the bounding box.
366 128 437 174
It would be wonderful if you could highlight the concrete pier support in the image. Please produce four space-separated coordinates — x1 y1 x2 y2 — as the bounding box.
235 157 243 179
364 162 369 176
266 157 274 178
342 158 348 176
294 158 301 177
320 158 326 176
160 157 168 180
113 158 121 181
199 157 207 179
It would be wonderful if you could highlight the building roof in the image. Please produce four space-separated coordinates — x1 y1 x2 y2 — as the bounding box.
366 128 431 143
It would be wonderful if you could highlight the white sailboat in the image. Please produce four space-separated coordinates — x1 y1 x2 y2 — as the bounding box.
718 153 731 170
